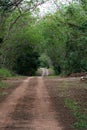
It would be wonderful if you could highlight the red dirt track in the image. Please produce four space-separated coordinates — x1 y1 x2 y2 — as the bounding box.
0 77 81 130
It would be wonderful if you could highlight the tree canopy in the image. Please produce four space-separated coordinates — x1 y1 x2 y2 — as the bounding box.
0 0 87 76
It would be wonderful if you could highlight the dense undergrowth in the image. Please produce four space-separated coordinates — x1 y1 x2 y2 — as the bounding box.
0 68 13 78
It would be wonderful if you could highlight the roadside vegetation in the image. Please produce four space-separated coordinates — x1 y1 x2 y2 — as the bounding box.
45 77 87 130
65 98 87 129
0 68 13 78
0 77 23 102
0 80 11 96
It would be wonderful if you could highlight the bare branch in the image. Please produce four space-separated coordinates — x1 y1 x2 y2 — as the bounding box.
9 0 23 7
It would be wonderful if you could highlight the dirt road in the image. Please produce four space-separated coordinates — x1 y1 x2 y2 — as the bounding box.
0 77 74 130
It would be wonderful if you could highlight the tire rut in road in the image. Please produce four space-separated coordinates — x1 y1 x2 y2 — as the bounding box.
0 77 32 130
3 78 38 130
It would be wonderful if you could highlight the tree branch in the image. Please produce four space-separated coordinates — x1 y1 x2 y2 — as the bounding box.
8 0 48 30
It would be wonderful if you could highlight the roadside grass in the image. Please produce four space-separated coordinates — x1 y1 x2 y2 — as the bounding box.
65 98 87 129
0 81 12 97
79 81 87 89
0 81 10 97
63 80 87 130
60 80 87 130
0 68 27 79
45 77 87 130
12 76 28 79
0 81 11 88
46 75 58 78
0 77 23 98
0 68 13 78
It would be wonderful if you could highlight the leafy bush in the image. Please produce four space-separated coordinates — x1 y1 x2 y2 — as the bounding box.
48 68 55 76
36 68 42 76
12 44 39 76
0 68 13 78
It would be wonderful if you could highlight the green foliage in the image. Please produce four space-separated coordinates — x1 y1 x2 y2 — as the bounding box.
65 98 87 130
34 2 87 75
0 13 40 76
65 98 79 112
0 0 11 12
0 68 13 78
0 0 87 76
36 68 42 76
13 43 39 76
48 68 55 76
39 53 52 68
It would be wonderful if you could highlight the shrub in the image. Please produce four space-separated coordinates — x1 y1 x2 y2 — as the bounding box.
0 68 13 78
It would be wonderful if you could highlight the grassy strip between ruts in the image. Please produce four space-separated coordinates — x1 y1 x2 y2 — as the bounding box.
64 98 87 130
